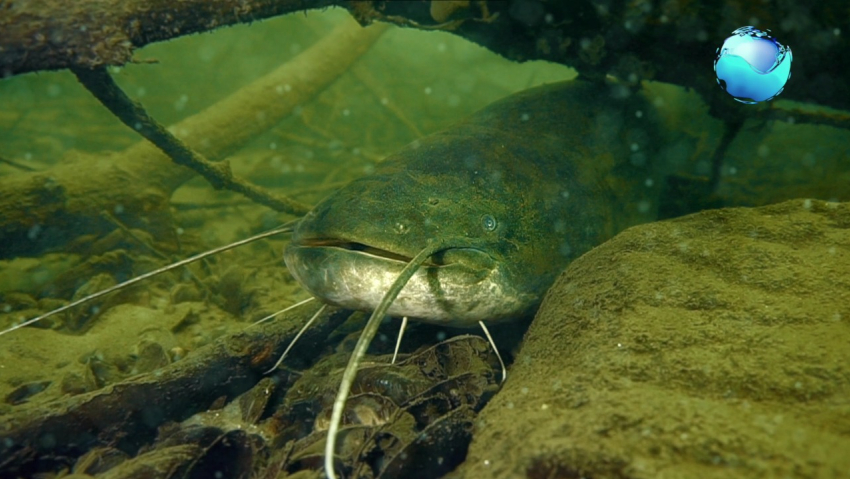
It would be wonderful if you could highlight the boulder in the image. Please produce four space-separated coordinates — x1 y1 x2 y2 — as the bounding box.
452 199 850 478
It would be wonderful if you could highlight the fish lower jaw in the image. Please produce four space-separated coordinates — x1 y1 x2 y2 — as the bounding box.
284 246 529 325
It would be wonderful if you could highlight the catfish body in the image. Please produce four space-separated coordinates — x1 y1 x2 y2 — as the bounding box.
285 80 663 325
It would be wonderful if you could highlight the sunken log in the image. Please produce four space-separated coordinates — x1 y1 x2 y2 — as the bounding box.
2 1 849 113
0 19 388 259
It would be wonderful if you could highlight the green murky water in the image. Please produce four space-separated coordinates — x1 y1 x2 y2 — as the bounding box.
0 7 848 479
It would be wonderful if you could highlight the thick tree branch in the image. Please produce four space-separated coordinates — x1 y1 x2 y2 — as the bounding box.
0 19 389 259
0 0 341 77
3 1 849 113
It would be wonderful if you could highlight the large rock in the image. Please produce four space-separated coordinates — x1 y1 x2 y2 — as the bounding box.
452 199 850 478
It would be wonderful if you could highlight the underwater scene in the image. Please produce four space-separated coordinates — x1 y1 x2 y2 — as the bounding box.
0 3 848 478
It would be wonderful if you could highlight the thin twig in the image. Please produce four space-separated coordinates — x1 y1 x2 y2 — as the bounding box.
72 66 311 216
0 155 37 171
709 120 744 193
274 130 384 162
757 104 850 131
100 210 169 260
100 210 213 296
351 65 423 138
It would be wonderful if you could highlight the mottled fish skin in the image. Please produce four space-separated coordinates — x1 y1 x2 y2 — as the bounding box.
285 79 664 326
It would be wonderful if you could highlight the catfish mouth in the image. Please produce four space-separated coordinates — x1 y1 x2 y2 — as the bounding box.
295 238 465 267
284 236 526 323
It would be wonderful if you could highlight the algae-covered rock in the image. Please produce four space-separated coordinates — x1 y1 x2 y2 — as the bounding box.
453 199 850 479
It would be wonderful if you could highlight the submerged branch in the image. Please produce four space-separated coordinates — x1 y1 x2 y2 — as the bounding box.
73 67 311 216
0 306 349 475
0 19 389 259
2 1 849 114
0 0 343 77
758 105 850 131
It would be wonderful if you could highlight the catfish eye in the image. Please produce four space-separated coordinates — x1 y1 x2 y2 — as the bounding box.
481 214 497 232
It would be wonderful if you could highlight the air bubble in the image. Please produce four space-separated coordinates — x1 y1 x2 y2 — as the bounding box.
553 219 566 234
27 224 41 240
174 94 188 112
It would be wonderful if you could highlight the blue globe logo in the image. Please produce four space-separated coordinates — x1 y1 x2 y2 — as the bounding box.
714 26 792 104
